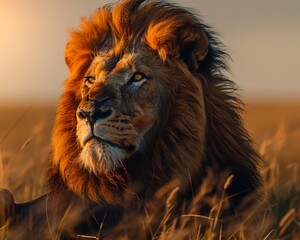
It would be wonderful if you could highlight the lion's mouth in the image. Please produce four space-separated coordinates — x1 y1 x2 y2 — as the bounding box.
85 136 136 153
79 135 137 173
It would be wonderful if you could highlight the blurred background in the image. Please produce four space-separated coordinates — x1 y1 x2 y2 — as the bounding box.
0 0 299 199
1 0 300 104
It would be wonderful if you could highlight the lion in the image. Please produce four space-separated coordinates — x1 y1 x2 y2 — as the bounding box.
0 0 262 239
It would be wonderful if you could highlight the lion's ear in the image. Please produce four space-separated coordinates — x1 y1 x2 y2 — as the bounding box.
178 28 209 71
146 24 209 71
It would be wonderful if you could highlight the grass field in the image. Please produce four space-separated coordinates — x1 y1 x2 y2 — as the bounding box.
0 102 299 238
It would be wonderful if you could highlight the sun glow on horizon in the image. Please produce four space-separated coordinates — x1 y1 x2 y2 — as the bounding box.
0 0 299 104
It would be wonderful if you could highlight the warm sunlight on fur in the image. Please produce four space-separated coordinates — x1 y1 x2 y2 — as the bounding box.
0 0 267 239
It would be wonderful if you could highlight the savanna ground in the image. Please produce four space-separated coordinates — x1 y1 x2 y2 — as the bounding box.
0 102 299 239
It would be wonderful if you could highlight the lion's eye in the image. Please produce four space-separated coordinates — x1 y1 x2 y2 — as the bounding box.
131 72 147 82
84 76 96 86
128 72 147 93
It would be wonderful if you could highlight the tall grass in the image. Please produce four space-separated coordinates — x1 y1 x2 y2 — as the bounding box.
259 124 300 239
0 105 299 239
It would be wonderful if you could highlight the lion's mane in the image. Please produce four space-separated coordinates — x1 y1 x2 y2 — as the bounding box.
48 0 262 210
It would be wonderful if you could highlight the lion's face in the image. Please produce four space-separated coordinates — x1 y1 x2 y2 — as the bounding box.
49 0 261 207
50 0 212 203
76 47 170 174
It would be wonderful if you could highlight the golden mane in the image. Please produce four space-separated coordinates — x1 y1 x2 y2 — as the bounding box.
0 1 264 238
49 0 262 208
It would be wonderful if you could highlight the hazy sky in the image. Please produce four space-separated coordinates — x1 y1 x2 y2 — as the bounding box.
0 0 299 104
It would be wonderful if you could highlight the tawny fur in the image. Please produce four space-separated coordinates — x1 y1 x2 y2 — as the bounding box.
50 0 261 206
1 1 262 239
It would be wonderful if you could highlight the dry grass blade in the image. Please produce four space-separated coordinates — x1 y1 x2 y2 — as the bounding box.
166 187 179 211
279 208 295 237
279 208 295 228
156 187 179 239
263 230 275 240
223 174 234 190
180 214 216 221
56 205 73 240
218 224 222 240
76 235 98 240
0 104 33 146
20 137 33 150
212 175 234 231
96 211 107 238
45 195 54 240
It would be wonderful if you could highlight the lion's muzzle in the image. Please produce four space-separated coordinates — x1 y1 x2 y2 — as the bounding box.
77 103 113 126
75 101 141 173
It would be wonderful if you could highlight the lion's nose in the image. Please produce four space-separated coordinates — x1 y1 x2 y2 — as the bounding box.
77 107 112 124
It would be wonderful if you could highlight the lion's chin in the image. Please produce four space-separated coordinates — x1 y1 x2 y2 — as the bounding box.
79 139 128 174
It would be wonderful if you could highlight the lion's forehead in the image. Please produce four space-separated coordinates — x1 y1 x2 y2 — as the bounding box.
91 52 131 72
88 48 157 79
